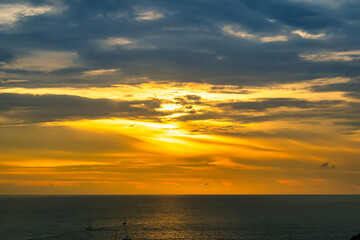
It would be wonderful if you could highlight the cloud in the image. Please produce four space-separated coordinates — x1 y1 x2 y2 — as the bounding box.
1 79 29 83
135 10 164 21
222 25 288 42
300 50 360 62
104 37 133 46
346 92 360 99
222 25 257 40
0 0 357 87
320 161 335 169
266 19 277 23
261 35 289 42
83 69 120 76
1 0 360 195
292 30 325 39
0 3 58 27
310 79 360 93
291 0 350 8
0 2 357 86
0 93 163 125
218 98 342 111
98 37 153 51
2 50 80 72
223 26 325 43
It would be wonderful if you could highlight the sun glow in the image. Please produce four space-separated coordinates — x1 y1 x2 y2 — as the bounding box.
0 78 356 104
1 78 360 194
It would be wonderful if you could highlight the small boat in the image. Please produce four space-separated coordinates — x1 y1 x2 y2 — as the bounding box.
122 219 131 240
85 217 93 231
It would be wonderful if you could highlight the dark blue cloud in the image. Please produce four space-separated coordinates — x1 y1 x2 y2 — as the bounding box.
243 0 338 29
0 93 164 124
0 0 359 88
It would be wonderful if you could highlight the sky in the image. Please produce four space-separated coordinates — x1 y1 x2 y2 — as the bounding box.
0 0 359 195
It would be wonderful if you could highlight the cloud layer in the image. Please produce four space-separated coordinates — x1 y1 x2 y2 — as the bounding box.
1 0 360 194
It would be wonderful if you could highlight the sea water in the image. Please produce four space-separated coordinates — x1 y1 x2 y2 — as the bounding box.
0 195 359 240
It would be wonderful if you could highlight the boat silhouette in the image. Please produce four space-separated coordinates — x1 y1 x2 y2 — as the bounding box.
122 217 131 240
85 217 93 231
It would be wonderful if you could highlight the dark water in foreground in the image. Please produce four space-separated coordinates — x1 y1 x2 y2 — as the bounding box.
0 195 359 240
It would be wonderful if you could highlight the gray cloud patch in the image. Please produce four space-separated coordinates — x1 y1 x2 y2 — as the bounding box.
174 95 203 105
0 93 163 124
218 98 342 111
311 80 360 92
346 92 360 99
174 97 360 134
320 161 335 169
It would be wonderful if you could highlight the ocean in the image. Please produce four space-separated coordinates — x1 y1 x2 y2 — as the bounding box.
0 195 359 240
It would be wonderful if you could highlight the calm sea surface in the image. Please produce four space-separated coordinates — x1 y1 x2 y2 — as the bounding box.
0 195 359 240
